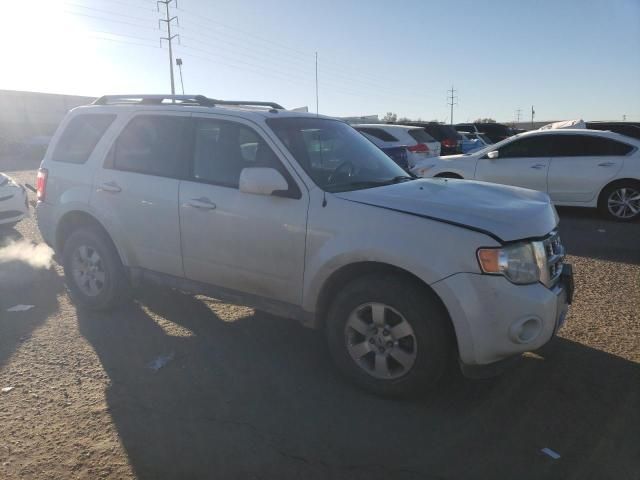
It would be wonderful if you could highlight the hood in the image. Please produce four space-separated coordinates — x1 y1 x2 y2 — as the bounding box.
334 178 558 242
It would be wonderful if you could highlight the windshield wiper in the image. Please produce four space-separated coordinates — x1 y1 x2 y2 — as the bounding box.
328 176 415 192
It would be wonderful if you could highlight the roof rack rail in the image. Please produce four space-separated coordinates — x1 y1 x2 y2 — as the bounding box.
92 95 284 110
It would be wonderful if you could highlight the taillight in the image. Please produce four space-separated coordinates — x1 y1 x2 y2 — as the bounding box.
407 143 429 153
36 168 48 202
442 139 457 148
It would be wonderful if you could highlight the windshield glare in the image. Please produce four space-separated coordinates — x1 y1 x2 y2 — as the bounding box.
267 117 410 192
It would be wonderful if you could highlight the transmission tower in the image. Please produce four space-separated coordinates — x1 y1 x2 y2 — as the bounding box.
158 0 179 95
447 86 458 125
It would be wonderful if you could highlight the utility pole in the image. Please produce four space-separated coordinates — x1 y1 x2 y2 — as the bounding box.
623 114 626 121
531 105 535 129
515 108 522 124
315 52 319 116
158 0 179 95
176 58 185 94
447 86 458 125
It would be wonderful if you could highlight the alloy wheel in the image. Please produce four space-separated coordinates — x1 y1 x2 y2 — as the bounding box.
71 245 106 297
344 302 418 379
607 187 640 219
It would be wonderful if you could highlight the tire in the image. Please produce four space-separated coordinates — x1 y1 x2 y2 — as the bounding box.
62 226 130 310
325 274 452 397
598 181 640 222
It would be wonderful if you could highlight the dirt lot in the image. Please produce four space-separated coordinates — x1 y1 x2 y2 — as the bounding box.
1 166 639 480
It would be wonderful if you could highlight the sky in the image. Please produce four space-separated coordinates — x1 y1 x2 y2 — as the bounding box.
1 0 639 122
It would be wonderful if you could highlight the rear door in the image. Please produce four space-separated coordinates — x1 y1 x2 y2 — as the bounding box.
547 134 630 202
178 115 308 305
475 135 551 192
91 112 189 277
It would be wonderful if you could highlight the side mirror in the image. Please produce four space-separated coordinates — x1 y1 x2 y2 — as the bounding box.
239 167 288 196
487 150 499 159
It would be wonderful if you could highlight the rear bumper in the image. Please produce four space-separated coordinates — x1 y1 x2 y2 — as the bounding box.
35 202 56 247
432 270 571 366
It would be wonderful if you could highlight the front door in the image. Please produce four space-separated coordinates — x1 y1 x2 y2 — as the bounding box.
475 135 552 193
178 115 308 305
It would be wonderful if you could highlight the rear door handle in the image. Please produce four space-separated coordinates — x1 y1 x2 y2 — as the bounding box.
186 197 216 210
597 162 615 167
530 164 546 169
97 181 122 193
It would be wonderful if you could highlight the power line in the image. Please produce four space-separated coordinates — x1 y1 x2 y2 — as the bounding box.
64 10 158 30
447 86 458 125
64 2 154 24
157 0 179 95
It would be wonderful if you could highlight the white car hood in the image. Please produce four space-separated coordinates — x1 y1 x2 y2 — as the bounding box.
334 178 558 242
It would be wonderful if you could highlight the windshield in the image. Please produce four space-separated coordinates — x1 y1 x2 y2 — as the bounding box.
267 117 411 192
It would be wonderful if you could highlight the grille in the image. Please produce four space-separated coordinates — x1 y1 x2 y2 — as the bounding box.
540 231 565 288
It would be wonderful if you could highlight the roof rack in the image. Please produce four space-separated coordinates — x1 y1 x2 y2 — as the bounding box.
92 94 284 110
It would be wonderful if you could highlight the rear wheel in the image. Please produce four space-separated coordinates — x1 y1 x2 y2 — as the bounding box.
62 226 129 310
326 274 452 397
599 181 640 221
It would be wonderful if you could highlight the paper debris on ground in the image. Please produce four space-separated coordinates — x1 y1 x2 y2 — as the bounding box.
6 304 35 312
541 448 561 459
148 353 175 371
597 229 606 233
1 387 15 393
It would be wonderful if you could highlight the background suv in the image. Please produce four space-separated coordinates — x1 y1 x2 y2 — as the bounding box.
36 94 571 397
395 122 462 155
455 122 514 143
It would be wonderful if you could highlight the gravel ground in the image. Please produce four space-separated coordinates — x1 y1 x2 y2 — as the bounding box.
1 167 639 480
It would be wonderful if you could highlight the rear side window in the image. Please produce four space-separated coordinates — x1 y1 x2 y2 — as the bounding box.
355 127 398 142
110 115 188 178
52 114 115 164
192 119 285 188
408 129 436 143
498 136 552 158
551 135 633 156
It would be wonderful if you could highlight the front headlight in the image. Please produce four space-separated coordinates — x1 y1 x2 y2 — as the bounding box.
477 242 540 285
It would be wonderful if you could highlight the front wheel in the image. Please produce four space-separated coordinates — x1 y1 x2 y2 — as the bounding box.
62 226 130 310
599 182 640 221
325 274 452 397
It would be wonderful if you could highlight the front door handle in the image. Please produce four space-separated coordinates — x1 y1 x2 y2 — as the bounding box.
530 164 546 169
97 181 122 193
597 162 615 167
187 197 216 210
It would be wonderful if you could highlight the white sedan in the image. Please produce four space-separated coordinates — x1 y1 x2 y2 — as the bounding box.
0 172 29 229
412 129 640 221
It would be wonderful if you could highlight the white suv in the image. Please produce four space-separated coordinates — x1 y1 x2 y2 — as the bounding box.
36 95 573 396
413 128 640 221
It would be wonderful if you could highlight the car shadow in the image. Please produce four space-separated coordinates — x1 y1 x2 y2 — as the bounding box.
77 287 640 480
0 228 64 369
556 207 640 265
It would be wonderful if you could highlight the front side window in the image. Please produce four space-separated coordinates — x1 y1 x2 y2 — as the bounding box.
111 115 188 177
52 114 115 164
497 136 551 158
192 119 283 188
267 117 410 192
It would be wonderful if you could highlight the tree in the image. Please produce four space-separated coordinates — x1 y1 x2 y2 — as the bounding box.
382 112 397 122
474 118 496 123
